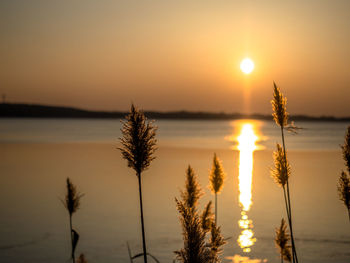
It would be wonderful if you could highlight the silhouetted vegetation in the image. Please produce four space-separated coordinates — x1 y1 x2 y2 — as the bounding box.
338 172 350 221
271 82 298 263
338 126 350 221
175 165 225 263
1 103 350 121
119 104 157 263
275 219 292 263
20 92 350 262
62 178 83 263
201 201 214 232
209 153 226 224
341 126 350 173
0 103 124 118
272 144 290 187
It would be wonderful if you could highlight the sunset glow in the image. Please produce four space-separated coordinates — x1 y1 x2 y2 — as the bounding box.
1 1 350 262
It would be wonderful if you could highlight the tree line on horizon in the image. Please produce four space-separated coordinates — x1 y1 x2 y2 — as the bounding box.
1 102 350 121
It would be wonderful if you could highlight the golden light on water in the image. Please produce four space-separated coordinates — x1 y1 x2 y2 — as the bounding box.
236 122 258 252
237 124 258 211
238 212 255 253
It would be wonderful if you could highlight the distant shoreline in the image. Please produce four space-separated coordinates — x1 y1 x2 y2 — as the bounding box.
1 103 349 122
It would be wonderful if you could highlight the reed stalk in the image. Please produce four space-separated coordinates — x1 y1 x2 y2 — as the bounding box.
209 153 225 225
215 194 217 224
281 127 298 263
119 104 157 263
271 82 298 263
138 171 147 261
69 215 74 263
62 178 83 263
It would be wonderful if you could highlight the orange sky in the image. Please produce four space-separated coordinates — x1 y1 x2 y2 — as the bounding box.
1 0 350 116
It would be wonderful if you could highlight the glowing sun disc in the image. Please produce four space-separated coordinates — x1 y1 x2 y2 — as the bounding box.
240 58 255 74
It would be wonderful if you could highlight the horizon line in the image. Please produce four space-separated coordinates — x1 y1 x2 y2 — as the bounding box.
1 102 350 121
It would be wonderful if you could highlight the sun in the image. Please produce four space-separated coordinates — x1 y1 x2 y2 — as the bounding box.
240 58 255 74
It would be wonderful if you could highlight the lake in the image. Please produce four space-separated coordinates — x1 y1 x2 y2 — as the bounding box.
0 118 349 263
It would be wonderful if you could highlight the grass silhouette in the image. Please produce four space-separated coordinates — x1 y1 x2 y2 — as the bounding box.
338 126 350 221
175 165 225 263
62 178 83 263
201 201 214 232
209 153 226 225
271 82 298 263
275 218 292 263
119 104 157 263
47 97 349 262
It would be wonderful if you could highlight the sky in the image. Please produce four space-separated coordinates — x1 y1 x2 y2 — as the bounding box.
1 0 350 116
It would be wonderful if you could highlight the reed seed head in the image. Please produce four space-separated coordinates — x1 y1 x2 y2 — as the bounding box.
275 218 292 262
175 166 225 263
119 104 157 176
272 82 289 128
342 126 350 173
175 198 208 263
338 171 350 210
63 178 83 216
201 201 213 233
209 222 226 263
209 153 225 194
181 165 203 209
271 144 290 187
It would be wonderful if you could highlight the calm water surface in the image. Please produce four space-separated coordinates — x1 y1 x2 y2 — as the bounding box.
0 118 349 263
0 118 348 150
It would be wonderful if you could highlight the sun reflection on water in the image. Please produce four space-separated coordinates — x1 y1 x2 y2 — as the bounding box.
236 122 258 252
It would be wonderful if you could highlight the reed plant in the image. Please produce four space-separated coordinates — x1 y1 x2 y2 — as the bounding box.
342 126 350 171
338 126 350 221
119 104 157 263
275 218 292 263
209 153 225 224
201 201 213 232
175 165 225 263
62 178 83 263
272 143 291 212
208 221 225 263
271 82 298 263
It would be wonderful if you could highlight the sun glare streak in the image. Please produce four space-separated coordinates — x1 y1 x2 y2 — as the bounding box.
238 123 257 211
236 122 258 252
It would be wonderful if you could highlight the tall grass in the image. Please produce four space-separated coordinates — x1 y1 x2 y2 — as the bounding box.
119 104 157 263
271 82 298 263
175 165 225 263
62 178 83 263
209 153 225 224
275 218 292 263
338 126 350 221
